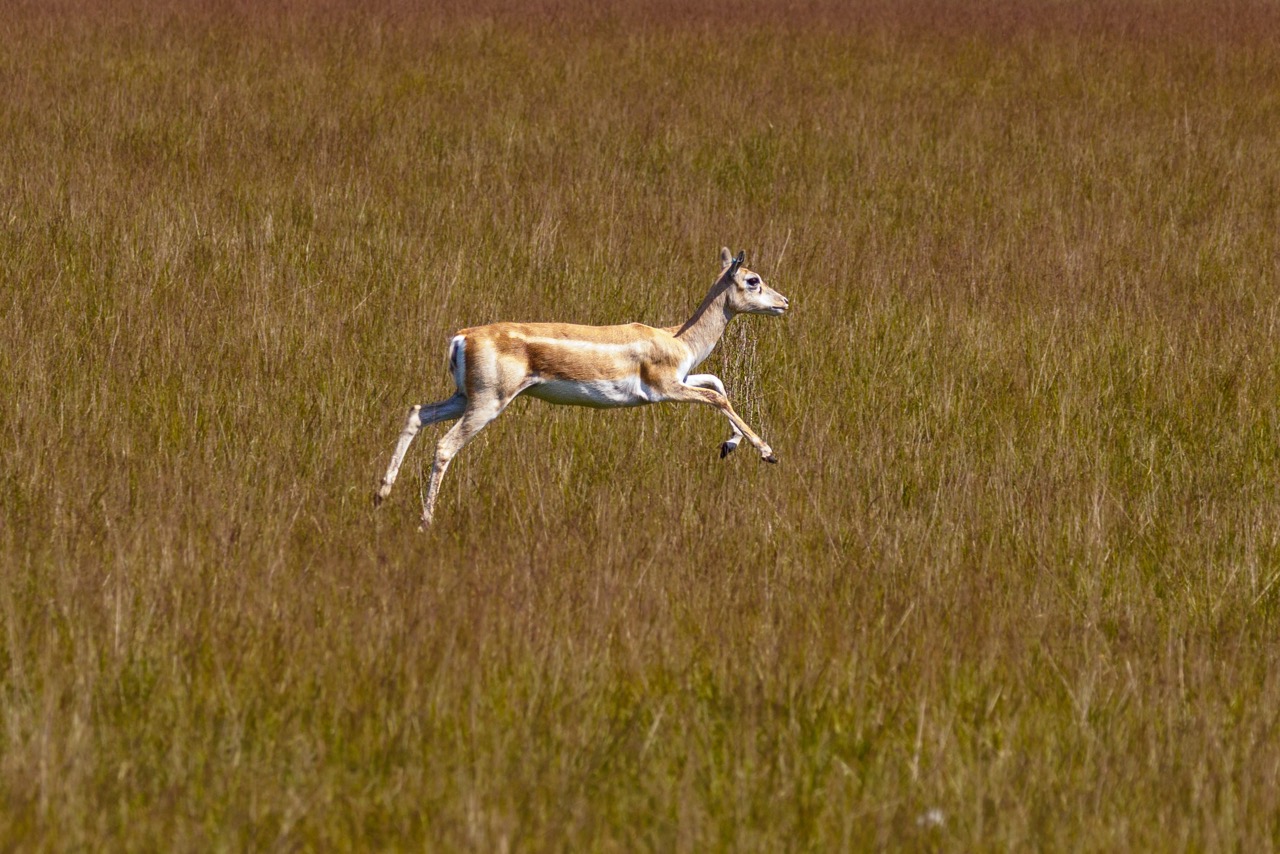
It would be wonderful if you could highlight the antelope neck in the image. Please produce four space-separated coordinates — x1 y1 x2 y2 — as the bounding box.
675 280 734 369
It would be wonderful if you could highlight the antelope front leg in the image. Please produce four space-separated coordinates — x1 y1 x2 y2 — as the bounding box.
684 373 746 458
667 381 777 464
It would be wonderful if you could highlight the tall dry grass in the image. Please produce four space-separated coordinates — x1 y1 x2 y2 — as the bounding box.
3 0 1280 848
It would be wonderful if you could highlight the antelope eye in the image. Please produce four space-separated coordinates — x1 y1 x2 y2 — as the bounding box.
746 276 761 290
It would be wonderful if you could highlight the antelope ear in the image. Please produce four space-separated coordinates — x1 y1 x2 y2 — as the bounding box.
720 246 733 269
725 250 745 278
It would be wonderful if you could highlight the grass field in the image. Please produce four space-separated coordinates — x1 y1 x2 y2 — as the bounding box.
3 0 1280 848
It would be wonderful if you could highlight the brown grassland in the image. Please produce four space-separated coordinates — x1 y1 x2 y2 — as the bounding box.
3 0 1280 848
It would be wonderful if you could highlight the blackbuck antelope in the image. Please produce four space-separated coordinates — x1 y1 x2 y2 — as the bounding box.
375 247 790 527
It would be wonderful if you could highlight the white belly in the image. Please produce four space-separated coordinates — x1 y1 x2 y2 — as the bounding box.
523 377 653 408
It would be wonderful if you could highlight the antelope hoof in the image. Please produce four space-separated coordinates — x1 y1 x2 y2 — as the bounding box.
763 452 778 464
720 442 734 459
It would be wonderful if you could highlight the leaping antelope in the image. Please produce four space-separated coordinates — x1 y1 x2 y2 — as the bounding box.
375 246 789 527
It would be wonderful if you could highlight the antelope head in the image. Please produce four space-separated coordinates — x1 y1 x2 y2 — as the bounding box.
719 247 789 316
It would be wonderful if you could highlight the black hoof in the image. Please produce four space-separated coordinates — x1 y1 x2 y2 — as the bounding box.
763 454 778 464
372 492 384 508
720 443 732 459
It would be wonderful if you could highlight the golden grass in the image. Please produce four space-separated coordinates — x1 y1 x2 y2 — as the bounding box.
3 0 1280 848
